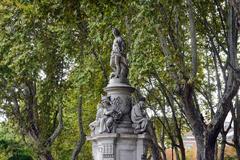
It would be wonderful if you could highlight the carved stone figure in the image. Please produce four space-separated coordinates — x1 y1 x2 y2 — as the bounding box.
90 96 123 135
110 28 128 79
97 96 115 133
101 96 123 133
89 96 111 134
89 102 105 135
131 97 149 134
88 28 150 160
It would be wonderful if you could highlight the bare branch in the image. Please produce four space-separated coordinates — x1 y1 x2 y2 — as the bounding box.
22 82 39 141
225 118 233 133
46 105 63 146
212 53 223 98
209 80 239 137
10 88 27 135
92 50 108 85
225 141 235 148
155 27 171 57
71 96 86 160
229 0 240 29
213 0 227 39
187 0 197 77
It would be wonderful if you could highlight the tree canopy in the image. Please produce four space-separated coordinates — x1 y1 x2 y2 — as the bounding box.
1 0 240 160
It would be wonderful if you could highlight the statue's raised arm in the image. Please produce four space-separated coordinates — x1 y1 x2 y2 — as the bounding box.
110 28 128 80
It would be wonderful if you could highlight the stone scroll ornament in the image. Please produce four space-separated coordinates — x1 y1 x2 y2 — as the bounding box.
110 28 128 79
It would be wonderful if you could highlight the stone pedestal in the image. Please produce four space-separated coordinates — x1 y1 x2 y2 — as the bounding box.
104 78 135 134
88 28 150 160
87 133 150 160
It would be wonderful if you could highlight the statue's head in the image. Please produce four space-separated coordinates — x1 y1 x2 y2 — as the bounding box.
112 28 121 37
139 97 146 107
101 95 108 101
139 97 146 102
101 96 111 106
97 102 104 109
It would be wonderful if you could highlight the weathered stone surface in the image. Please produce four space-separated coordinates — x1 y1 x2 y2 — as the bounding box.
88 28 150 160
104 81 134 134
87 133 150 160
110 28 128 80
131 97 149 134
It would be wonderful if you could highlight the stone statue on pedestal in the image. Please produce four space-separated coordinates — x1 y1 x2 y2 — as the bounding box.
110 28 128 79
88 28 150 160
131 97 149 134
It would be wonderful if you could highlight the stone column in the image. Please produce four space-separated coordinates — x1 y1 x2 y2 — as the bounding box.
104 78 135 134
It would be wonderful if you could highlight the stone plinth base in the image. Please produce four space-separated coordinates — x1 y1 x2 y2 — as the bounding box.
87 133 150 160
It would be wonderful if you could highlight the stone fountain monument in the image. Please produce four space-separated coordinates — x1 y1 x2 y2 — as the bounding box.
87 28 150 160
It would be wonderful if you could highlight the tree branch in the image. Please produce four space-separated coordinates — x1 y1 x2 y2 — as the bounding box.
208 80 239 138
71 96 86 160
92 50 108 85
46 105 63 146
21 82 39 141
10 87 27 135
229 0 240 29
155 26 171 57
187 0 198 77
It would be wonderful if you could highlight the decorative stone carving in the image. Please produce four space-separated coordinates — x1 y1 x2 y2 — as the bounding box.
87 133 150 160
110 28 128 79
131 97 149 134
89 102 105 135
88 28 150 160
98 143 114 159
103 107 122 133
90 96 123 135
100 96 115 133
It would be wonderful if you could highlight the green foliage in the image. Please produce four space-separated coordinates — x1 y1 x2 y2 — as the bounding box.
8 155 33 160
0 123 33 159
224 156 238 160
0 0 238 159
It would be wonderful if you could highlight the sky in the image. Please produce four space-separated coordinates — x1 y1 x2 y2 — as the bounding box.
0 109 7 122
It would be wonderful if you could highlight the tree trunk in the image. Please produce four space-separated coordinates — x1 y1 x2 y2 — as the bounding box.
196 138 204 160
234 97 240 158
39 150 53 160
215 142 218 160
179 143 186 160
71 96 86 160
174 147 180 160
160 127 167 160
195 132 218 160
219 135 226 160
148 122 161 160
176 129 186 160
204 143 216 160
197 142 215 160
236 145 240 159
